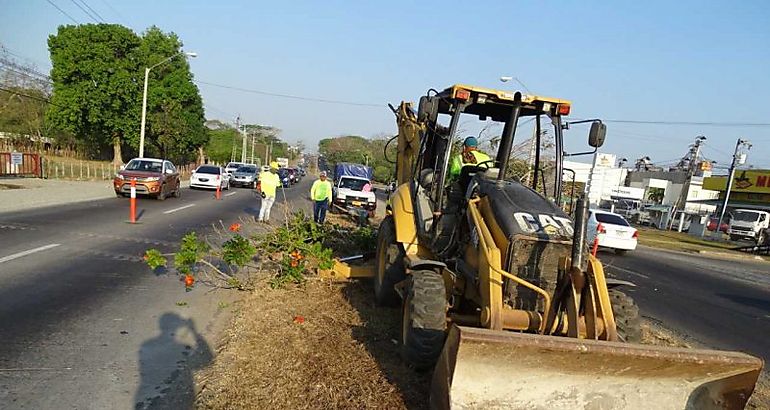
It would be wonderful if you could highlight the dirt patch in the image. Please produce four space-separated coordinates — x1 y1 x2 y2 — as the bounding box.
195 277 430 409
0 183 24 190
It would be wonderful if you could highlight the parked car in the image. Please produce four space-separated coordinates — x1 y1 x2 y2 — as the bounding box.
190 165 230 190
707 216 730 233
113 157 181 200
277 168 291 188
231 164 258 188
586 210 638 255
224 162 245 176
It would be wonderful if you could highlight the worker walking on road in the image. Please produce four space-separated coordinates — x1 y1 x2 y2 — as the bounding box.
449 136 492 178
310 171 333 224
257 162 281 223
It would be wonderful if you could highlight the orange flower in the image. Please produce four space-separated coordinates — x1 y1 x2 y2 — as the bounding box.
290 250 303 260
293 315 305 324
229 223 241 232
290 259 299 268
143 254 149 261
184 274 195 287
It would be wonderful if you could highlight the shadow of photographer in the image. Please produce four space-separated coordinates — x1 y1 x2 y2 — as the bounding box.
134 312 212 409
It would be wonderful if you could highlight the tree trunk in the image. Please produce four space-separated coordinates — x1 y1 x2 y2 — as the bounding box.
112 138 123 165
198 146 205 165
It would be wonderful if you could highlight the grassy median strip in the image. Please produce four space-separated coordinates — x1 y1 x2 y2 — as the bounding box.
636 227 769 261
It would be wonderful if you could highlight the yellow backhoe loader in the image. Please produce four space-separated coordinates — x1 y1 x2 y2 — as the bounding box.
361 84 763 409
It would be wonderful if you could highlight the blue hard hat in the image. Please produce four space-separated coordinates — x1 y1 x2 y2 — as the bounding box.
463 136 478 147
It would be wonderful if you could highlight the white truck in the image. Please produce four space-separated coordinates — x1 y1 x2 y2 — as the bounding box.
331 163 376 216
728 209 770 244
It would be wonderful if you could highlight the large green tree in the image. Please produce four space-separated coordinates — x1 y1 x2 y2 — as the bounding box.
46 24 206 164
47 24 141 163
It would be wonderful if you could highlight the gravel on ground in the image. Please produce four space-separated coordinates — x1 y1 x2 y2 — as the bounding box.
0 177 115 213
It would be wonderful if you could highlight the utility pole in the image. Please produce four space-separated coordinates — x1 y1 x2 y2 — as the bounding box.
522 125 538 186
239 117 247 164
670 136 706 231
716 138 752 236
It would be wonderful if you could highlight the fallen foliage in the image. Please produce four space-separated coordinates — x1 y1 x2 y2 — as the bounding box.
195 278 430 409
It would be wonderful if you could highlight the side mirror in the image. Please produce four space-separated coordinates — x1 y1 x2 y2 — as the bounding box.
588 121 606 148
119 165 125 171
418 95 438 123
165 168 173 174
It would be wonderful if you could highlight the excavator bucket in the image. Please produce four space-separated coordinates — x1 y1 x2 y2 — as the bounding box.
431 326 763 410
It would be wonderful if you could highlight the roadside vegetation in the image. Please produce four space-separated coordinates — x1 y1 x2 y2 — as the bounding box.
140 208 769 408
635 227 770 261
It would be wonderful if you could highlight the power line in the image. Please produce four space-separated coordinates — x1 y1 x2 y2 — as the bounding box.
98 0 128 25
194 80 384 108
69 0 100 22
0 65 53 84
45 0 79 24
77 0 106 22
0 86 62 107
602 119 770 127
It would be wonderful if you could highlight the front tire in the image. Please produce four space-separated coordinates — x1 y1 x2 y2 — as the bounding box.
374 216 406 306
610 289 642 343
401 270 447 371
157 187 166 201
173 183 181 198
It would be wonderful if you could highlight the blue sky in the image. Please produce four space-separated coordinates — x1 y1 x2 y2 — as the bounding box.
2 0 769 169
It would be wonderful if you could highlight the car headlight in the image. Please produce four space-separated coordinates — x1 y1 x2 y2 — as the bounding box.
115 173 123 179
141 177 160 182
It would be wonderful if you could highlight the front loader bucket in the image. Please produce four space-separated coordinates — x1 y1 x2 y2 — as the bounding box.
431 326 762 410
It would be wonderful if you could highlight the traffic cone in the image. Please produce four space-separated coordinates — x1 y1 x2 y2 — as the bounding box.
129 178 137 223
216 176 221 200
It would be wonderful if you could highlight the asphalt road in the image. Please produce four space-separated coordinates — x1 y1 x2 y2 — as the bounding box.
0 179 311 409
600 246 770 362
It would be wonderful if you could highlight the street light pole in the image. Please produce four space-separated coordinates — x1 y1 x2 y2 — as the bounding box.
138 51 197 158
716 138 752 236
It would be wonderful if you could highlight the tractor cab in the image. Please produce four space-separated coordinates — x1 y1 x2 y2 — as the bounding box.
409 84 604 254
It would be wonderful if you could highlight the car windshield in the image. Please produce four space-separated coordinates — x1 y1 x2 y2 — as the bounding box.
125 159 162 173
733 211 760 222
595 213 630 227
226 163 243 169
339 178 367 191
196 166 220 175
236 166 256 173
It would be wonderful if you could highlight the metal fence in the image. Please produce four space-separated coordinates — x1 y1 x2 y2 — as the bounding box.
40 158 200 181
0 152 42 177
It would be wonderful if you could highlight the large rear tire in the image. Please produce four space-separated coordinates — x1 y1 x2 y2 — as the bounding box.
610 289 642 343
374 216 406 306
401 270 447 371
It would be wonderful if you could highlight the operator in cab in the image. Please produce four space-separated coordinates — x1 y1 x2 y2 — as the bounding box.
449 136 491 178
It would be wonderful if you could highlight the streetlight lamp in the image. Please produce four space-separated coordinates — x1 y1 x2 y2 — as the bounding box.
138 51 197 158
500 75 532 94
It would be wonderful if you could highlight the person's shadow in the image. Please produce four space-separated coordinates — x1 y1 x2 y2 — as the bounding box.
134 313 213 409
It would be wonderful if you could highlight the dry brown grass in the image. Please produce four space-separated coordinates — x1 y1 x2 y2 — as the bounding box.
194 277 430 409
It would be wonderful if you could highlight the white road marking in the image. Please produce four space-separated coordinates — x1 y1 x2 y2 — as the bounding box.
0 243 61 264
224 192 237 197
608 265 650 279
163 204 196 214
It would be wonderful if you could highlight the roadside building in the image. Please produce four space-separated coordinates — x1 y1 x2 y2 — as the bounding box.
564 153 720 229
702 169 770 213
564 153 627 206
